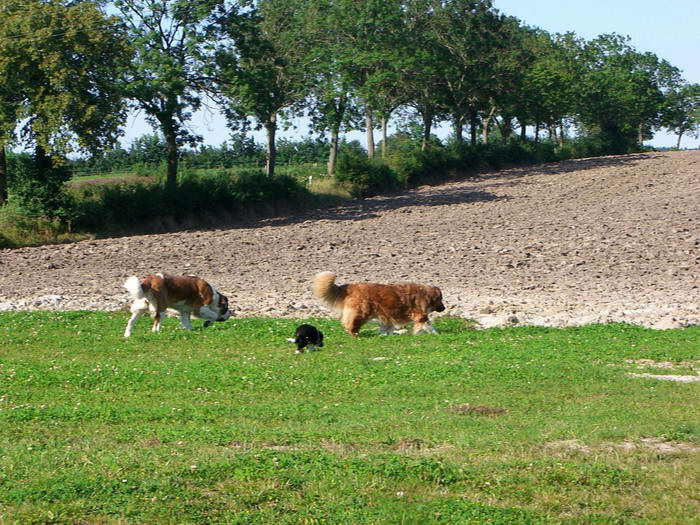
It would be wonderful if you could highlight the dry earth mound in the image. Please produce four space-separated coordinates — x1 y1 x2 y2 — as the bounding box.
1 150 698 329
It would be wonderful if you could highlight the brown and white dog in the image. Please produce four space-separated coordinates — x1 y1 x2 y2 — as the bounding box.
312 271 445 336
123 273 231 337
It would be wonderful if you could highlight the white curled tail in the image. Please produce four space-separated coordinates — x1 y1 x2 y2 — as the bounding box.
124 276 145 299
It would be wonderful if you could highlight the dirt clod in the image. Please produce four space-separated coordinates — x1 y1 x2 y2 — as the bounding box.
449 404 507 416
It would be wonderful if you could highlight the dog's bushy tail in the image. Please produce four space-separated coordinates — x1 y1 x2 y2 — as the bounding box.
312 271 344 307
124 276 146 300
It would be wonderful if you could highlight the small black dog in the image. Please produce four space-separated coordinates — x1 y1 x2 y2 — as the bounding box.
288 324 324 353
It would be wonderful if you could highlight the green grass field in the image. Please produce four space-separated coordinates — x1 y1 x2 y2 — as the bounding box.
1 312 699 524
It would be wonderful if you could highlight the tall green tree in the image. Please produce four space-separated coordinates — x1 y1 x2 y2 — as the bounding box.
301 0 362 175
0 21 22 204
115 0 215 186
575 34 674 152
663 82 700 148
487 16 539 143
213 0 310 178
520 31 579 143
399 0 448 150
0 0 130 210
322 0 406 158
431 1 523 145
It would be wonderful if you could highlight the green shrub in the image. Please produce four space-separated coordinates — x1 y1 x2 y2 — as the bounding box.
524 141 559 163
0 231 9 249
335 148 396 198
9 153 76 222
0 201 80 247
566 131 642 158
72 170 310 234
386 145 460 187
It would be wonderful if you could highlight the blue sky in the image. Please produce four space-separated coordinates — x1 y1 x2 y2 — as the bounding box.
122 1 700 149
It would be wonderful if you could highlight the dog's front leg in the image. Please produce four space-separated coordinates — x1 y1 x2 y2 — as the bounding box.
378 321 394 336
179 313 193 331
151 311 163 332
412 314 438 334
413 321 438 334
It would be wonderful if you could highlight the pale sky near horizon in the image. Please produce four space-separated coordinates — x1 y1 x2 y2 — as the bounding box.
122 0 700 149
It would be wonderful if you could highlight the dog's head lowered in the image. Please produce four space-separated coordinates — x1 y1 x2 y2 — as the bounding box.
213 291 232 322
217 293 231 321
292 324 324 353
421 285 445 314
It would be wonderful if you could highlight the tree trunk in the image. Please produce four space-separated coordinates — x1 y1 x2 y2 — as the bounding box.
499 115 513 142
534 123 540 143
637 122 644 145
0 144 7 205
381 116 389 158
482 106 496 144
421 110 433 151
164 131 178 187
265 113 277 178
676 132 684 149
35 143 51 172
453 115 464 145
366 110 375 158
469 111 478 146
520 120 527 141
558 122 565 147
328 125 340 176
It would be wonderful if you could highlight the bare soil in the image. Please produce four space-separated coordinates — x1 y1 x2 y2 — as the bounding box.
1 150 698 329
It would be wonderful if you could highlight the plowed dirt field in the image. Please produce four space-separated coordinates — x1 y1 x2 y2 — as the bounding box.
1 150 698 329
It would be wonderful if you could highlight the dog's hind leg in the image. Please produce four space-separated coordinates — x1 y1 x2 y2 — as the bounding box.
124 310 143 337
124 300 149 337
341 309 363 337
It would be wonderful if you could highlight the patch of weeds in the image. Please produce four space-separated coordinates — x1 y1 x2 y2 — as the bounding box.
663 423 700 442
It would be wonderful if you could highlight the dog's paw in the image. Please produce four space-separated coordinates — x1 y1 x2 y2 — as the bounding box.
286 338 296 343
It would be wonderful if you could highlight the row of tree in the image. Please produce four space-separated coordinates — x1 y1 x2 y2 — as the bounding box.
68 133 331 174
1 0 699 205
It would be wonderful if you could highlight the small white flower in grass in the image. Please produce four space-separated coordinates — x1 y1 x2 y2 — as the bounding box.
396 491 405 497
190 465 197 471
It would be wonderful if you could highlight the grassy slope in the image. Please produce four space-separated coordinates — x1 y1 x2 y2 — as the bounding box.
1 312 699 524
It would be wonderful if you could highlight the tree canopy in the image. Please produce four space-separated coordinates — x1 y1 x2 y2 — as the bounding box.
0 0 697 209
0 0 131 203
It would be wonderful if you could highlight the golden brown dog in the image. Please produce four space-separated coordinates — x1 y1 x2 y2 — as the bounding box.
312 271 445 336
